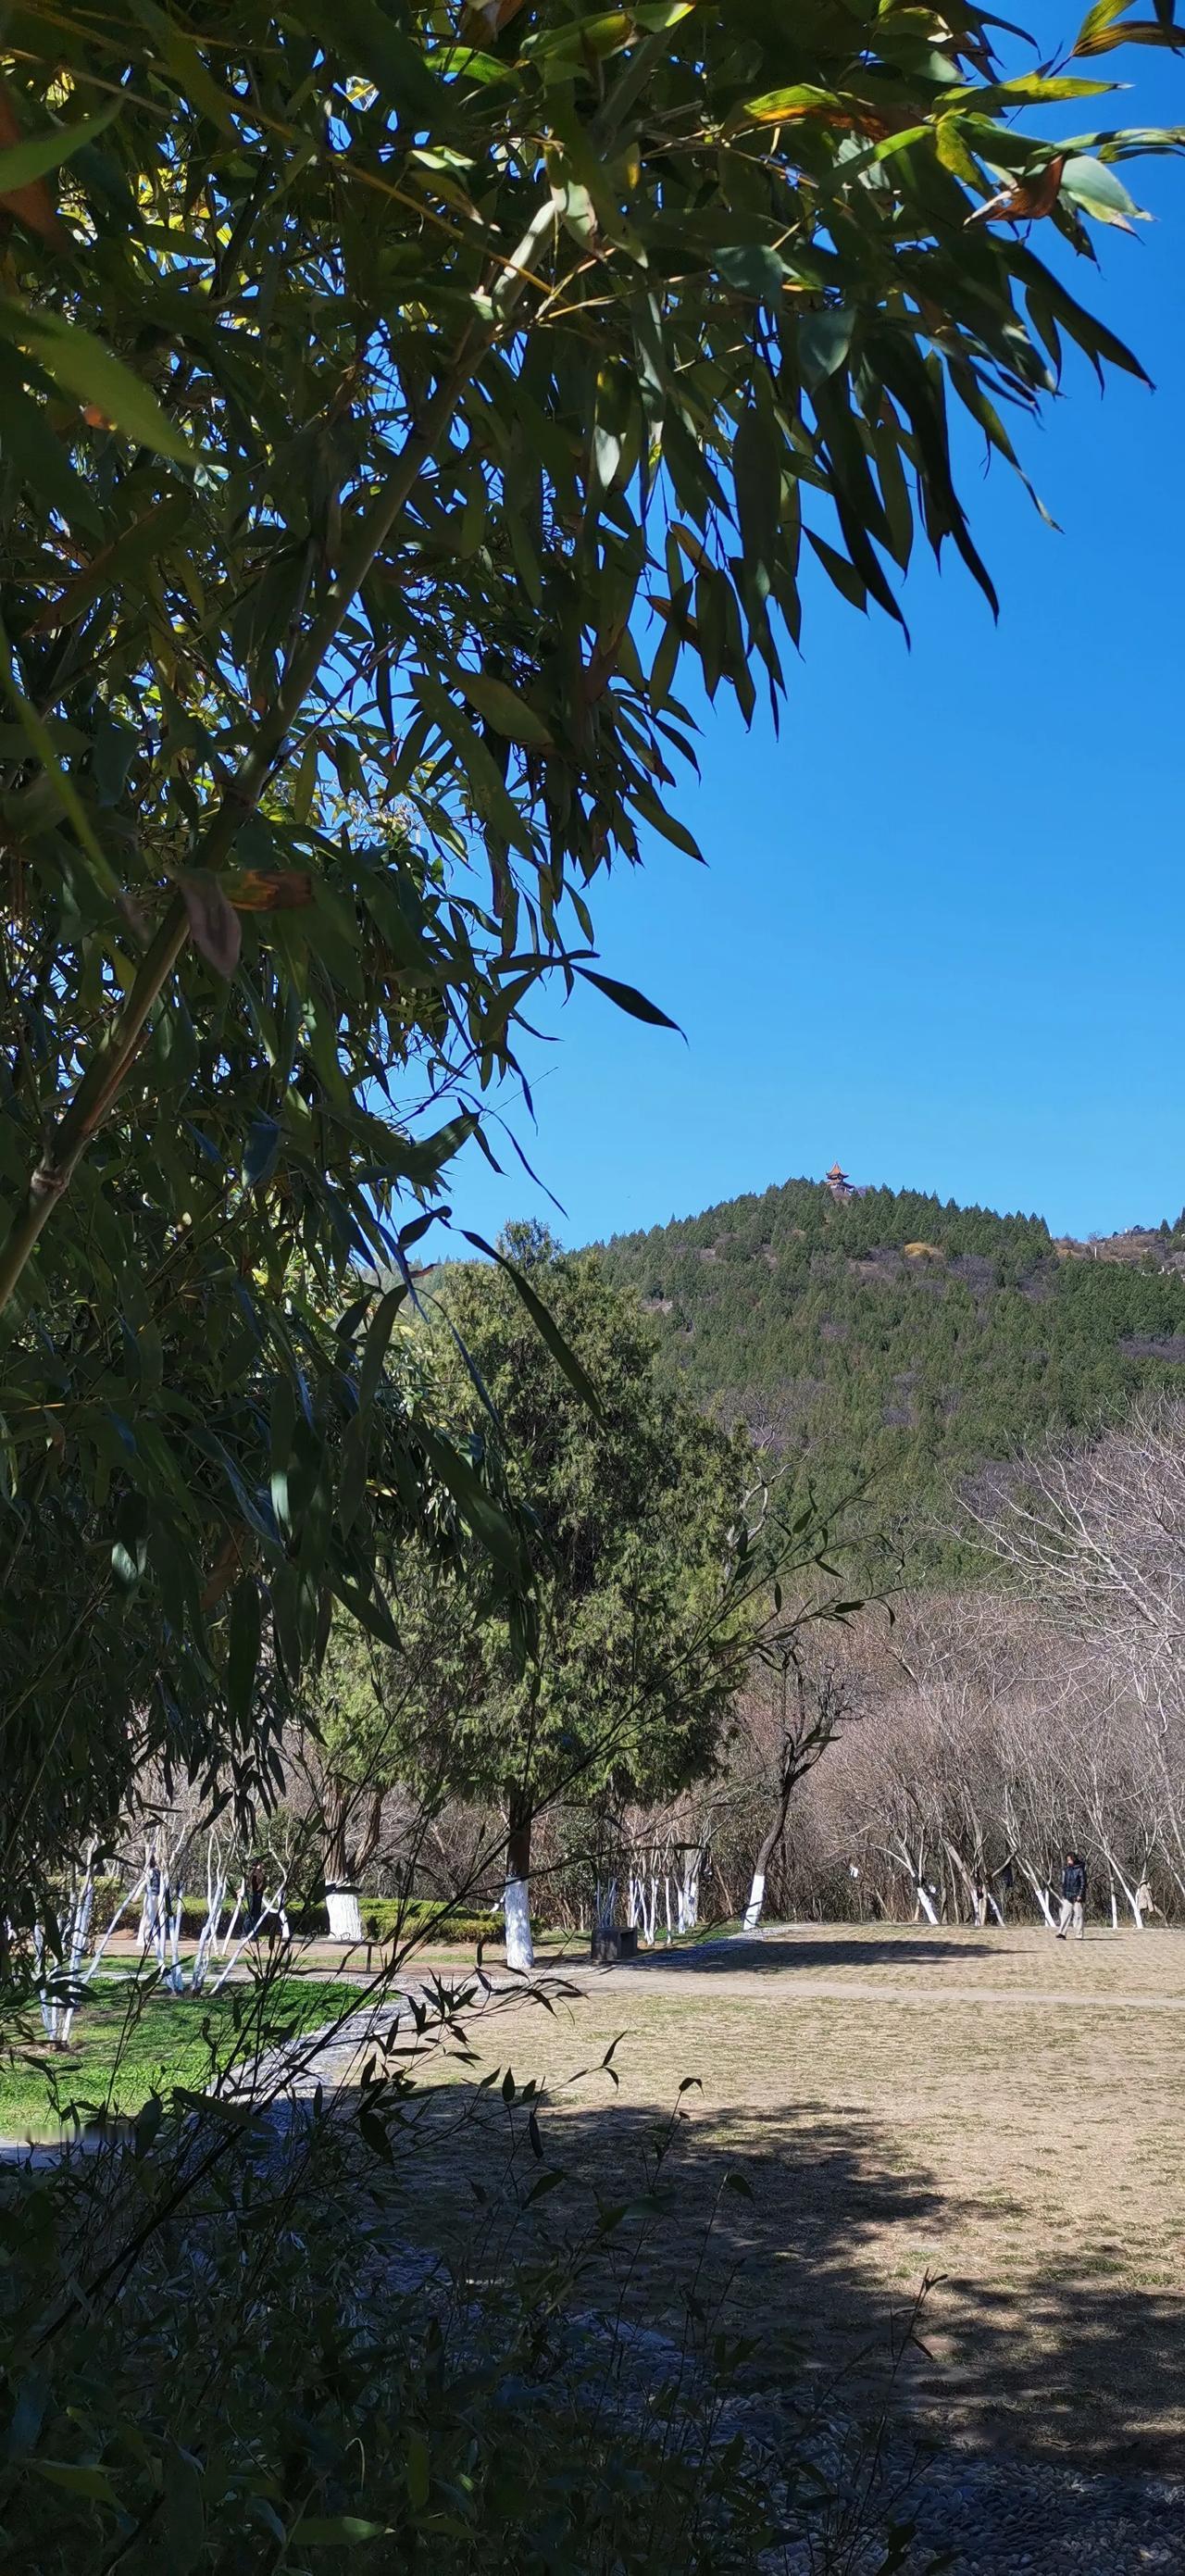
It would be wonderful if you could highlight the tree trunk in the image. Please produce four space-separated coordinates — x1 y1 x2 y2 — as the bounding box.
1099 1845 1144 1928
192 1855 231 1995
505 1795 534 1971
56 1854 97 2046
742 1869 767 1932
595 1877 617 1935
679 1850 700 1932
324 1783 348 1883
164 1882 185 1993
743 1781 794 1932
326 1886 363 1942
941 1836 980 1926
323 1778 363 1941
349 1784 386 1883
1017 1857 1058 1930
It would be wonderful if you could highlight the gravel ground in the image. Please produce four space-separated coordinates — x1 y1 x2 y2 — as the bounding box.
903 2445 1184 2571
258 1995 1185 2574
10 1970 1179 2572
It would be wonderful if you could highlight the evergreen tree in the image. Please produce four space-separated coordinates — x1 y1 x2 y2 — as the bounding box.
326 1230 755 1964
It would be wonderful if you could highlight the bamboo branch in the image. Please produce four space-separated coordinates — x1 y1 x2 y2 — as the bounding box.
0 194 558 1317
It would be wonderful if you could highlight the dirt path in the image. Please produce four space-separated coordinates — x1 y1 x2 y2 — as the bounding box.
586 1969 1185 2008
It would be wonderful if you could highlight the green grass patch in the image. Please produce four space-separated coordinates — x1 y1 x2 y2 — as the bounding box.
0 1976 368 2140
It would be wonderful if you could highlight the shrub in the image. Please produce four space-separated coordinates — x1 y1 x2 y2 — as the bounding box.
58 1886 531 1950
357 1896 506 1945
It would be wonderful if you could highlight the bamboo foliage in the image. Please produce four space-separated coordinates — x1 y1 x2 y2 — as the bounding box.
0 0 1180 1894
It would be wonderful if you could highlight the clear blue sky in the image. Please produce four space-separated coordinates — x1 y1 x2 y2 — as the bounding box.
443 29 1185 1256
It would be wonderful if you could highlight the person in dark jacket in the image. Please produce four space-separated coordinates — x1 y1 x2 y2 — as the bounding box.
142 1852 162 1951
1056 1852 1086 1941
246 1862 266 1937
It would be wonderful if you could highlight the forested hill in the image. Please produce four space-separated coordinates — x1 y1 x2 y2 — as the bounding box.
597 1178 1185 1553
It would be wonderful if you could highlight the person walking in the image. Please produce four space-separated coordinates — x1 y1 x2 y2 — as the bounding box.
142 1851 162 1951
245 1861 266 1939
1056 1851 1086 1941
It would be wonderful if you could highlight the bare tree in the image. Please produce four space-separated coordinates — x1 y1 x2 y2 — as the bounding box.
978 1399 1185 1914
740 1657 852 1931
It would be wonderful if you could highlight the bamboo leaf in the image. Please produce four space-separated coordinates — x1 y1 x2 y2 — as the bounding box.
405 2428 430 2512
1074 13 1185 44
575 967 683 1033
286 0 446 124
729 84 845 130
226 1574 261 1727
1060 150 1151 220
455 669 554 745
0 99 122 194
290 2520 391 2545
30 494 191 631
181 872 242 979
0 300 201 464
461 1231 605 1419
31 2461 118 2503
0 611 118 891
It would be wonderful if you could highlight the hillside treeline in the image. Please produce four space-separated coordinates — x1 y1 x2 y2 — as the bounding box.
600 1181 1185 1574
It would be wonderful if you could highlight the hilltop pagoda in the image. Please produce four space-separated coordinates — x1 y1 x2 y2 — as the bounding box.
825 1160 857 1203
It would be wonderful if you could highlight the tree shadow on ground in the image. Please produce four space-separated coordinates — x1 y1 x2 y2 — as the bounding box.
927 2264 1185 2470
348 2072 1184 2474
620 1932 1003 1974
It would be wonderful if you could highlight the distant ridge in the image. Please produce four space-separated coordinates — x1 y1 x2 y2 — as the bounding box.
598 1175 1185 1569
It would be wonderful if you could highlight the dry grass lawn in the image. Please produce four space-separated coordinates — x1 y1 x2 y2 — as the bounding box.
375 1921 1185 2465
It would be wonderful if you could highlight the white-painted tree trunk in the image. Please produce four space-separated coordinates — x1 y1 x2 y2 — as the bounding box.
164 1885 186 1993
56 1857 97 2046
138 1842 161 1953
33 1925 54 2044
191 1850 233 1994
678 1854 700 1932
218 1882 244 1959
631 1873 657 1945
326 1887 363 1943
1102 1852 1146 1928
914 1882 940 1926
208 1889 285 1995
504 1874 533 1971
36 1851 99 2047
72 1865 149 2012
742 1869 767 1932
1014 1858 1058 1930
